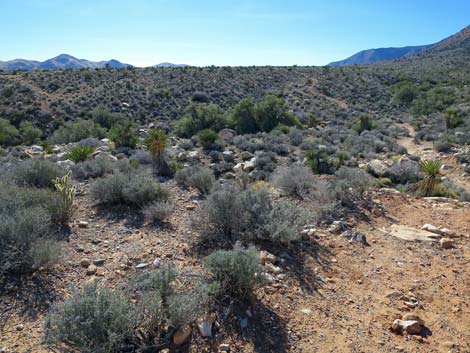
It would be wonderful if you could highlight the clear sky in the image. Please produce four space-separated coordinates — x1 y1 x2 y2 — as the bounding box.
0 0 468 66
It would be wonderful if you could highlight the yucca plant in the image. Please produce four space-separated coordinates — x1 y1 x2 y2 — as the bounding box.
66 146 94 163
417 159 442 196
143 129 172 177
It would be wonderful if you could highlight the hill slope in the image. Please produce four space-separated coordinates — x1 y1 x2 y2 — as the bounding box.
328 44 434 66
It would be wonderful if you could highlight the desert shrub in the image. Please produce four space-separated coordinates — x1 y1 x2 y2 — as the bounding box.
0 118 20 146
385 159 420 184
204 245 262 301
434 139 453 153
194 183 308 246
417 159 442 196
0 182 61 277
66 145 94 163
263 201 309 245
332 167 371 208
108 119 138 148
51 119 106 144
72 158 114 180
444 109 465 129
305 148 334 174
289 128 304 146
197 128 218 148
143 201 174 223
271 164 314 199
11 158 64 188
392 82 419 107
75 137 103 148
253 151 277 180
92 105 124 129
307 177 339 222
229 97 258 134
255 95 302 132
175 165 215 195
134 264 213 334
44 283 136 353
92 170 169 208
192 91 210 103
175 103 227 138
19 121 42 145
353 114 376 134
130 149 153 165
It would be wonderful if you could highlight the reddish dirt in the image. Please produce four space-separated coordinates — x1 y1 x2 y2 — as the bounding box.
1 183 469 353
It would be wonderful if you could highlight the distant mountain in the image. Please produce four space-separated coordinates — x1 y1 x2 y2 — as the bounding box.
0 54 133 70
328 44 434 66
152 62 189 68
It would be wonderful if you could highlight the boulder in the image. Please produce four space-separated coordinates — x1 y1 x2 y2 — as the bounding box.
367 159 388 177
240 151 254 161
391 319 422 335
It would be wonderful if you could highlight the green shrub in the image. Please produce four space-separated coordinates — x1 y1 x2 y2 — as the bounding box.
197 128 219 148
143 129 172 177
11 159 64 188
92 105 124 129
175 103 227 138
67 146 95 163
108 119 138 148
51 119 106 144
19 121 42 145
44 283 136 353
175 165 215 195
228 97 258 134
353 114 376 134
92 171 169 208
305 148 334 174
0 118 20 146
204 245 262 301
254 95 302 132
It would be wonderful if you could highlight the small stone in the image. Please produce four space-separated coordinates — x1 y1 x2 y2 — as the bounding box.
385 290 403 298
86 264 97 275
440 238 454 249
136 263 149 270
173 325 191 345
197 314 216 337
219 343 230 351
300 308 312 314
78 221 89 228
80 258 91 268
422 223 443 235
93 259 105 266
402 313 424 325
16 324 24 331
152 258 161 268
186 204 196 210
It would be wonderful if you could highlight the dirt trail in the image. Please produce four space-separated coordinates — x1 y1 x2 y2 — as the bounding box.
397 123 470 192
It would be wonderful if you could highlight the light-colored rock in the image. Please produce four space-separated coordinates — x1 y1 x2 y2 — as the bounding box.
31 145 43 153
188 150 199 159
233 162 244 172
219 343 230 351
440 237 454 249
367 159 388 177
389 224 441 242
173 325 191 345
421 224 445 235
259 250 277 265
57 159 75 169
243 158 256 171
86 264 97 275
385 290 403 299
78 221 89 228
392 319 422 335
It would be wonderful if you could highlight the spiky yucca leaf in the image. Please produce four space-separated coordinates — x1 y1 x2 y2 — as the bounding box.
417 159 442 196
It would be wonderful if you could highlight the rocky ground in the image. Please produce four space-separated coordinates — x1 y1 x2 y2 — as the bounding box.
1 124 470 353
1 180 469 353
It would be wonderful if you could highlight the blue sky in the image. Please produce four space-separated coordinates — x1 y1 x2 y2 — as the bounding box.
1 0 468 66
